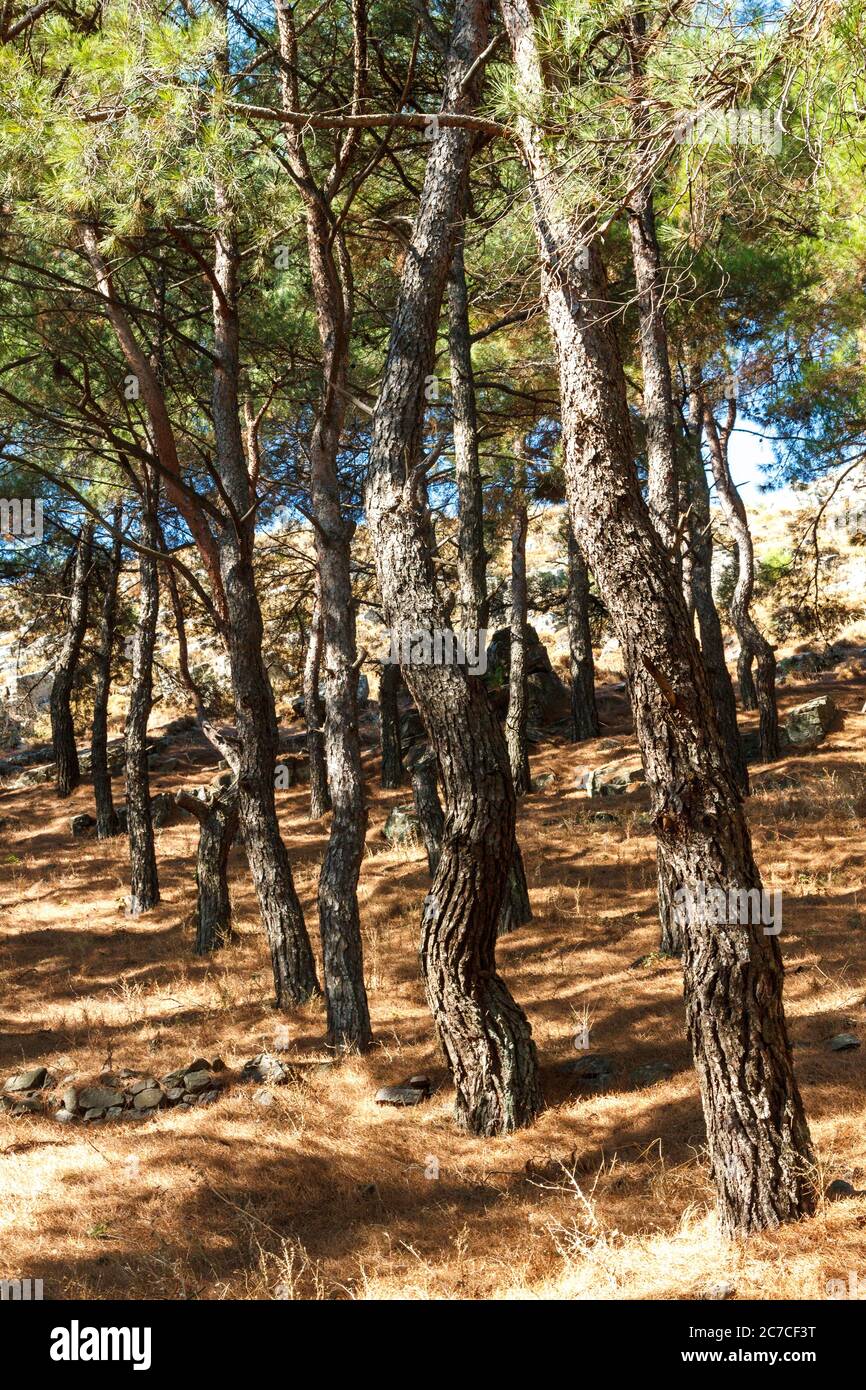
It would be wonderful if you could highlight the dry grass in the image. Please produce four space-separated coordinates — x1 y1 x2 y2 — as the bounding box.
1 664 865 1301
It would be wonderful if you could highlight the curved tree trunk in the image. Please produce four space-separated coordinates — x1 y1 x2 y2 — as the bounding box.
365 0 542 1135
125 480 159 916
50 519 93 798
91 507 122 838
702 396 779 761
500 0 814 1234
506 441 531 795
303 582 331 818
176 788 239 954
566 530 600 741
275 0 371 1050
379 659 404 788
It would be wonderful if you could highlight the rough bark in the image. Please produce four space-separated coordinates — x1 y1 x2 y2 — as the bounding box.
303 583 331 818
50 519 93 798
125 481 159 916
506 441 531 795
566 530 600 741
702 395 779 762
447 233 488 632
500 0 814 1233
176 787 240 955
91 507 122 838
275 0 371 1050
379 659 404 788
365 0 543 1136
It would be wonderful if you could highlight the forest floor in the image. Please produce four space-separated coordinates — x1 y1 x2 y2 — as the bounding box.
1 666 865 1301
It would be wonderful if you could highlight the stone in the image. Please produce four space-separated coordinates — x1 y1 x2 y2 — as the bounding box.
589 811 618 824
62 1086 79 1113
133 1087 164 1110
166 1087 184 1103
826 1179 857 1200
406 1074 431 1094
130 1078 157 1095
584 757 645 798
83 1108 106 1121
559 1054 615 1082
211 1057 226 1072
374 1085 427 1107
4 1067 48 1092
200 1089 219 1105
183 1070 214 1093
149 792 177 827
54 1108 76 1124
704 1281 737 1301
70 813 96 837
184 1058 212 1075
5 1095 43 1113
829 1033 860 1052
242 1054 292 1085
78 1086 124 1111
382 805 420 845
106 1106 124 1119
531 773 556 791
631 1060 675 1087
784 695 838 747
485 626 571 726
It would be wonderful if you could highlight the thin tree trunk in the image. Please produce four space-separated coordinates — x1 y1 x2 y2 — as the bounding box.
365 0 542 1135
625 13 679 560
686 368 748 795
303 582 331 818
125 479 159 916
447 233 488 633
379 659 404 788
500 0 814 1233
176 788 239 954
275 0 371 1047
211 174 319 1008
702 395 779 761
506 440 531 794
91 506 122 838
50 519 93 798
410 748 445 876
566 530 599 741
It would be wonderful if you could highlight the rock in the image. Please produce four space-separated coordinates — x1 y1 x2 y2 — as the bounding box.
485 626 571 726
166 1087 184 1103
70 813 96 837
559 1054 615 1082
183 1070 214 1093
133 1086 164 1110
185 1058 212 1075
631 1060 675 1087
826 1179 857 1200
106 1106 124 1119
242 1054 293 1085
4 1067 48 1092
200 1089 219 1105
211 1057 226 1072
531 773 556 791
704 1281 737 1300
149 792 177 827
382 805 420 845
784 695 838 747
829 1033 860 1052
130 1078 157 1095
62 1086 79 1113
83 1108 106 1121
4 1095 43 1113
374 1085 427 1107
589 811 618 824
54 1108 76 1124
406 1074 431 1094
78 1086 124 1111
583 757 645 798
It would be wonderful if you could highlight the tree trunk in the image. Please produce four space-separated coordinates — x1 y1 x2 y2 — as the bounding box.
447 233 488 632
274 0 371 1050
303 583 331 818
702 396 779 761
500 0 815 1233
365 0 542 1135
50 519 93 798
125 482 159 916
211 179 320 1009
379 659 404 788
685 369 748 795
506 441 531 794
566 530 600 741
91 507 122 838
498 844 532 935
176 788 239 954
410 747 445 876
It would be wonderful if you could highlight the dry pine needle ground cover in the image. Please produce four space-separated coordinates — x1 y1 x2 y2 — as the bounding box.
1 667 865 1301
